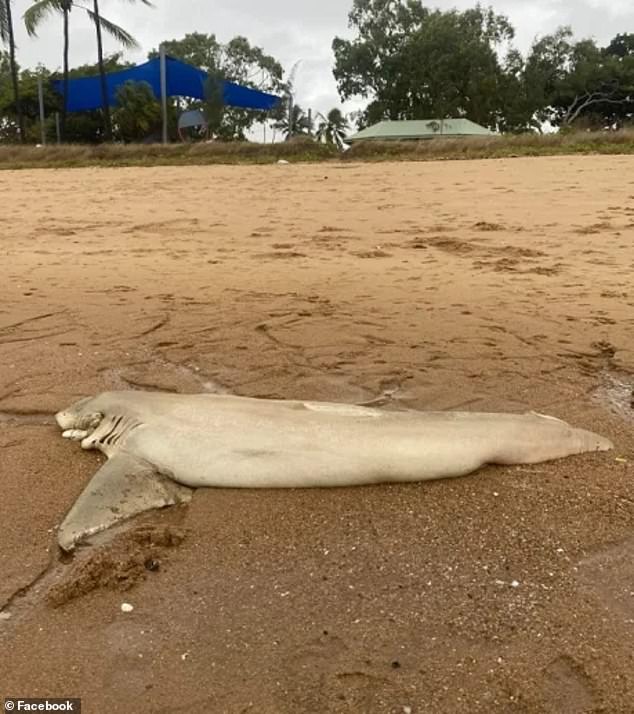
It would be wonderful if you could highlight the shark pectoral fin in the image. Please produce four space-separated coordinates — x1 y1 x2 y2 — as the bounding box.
57 452 192 552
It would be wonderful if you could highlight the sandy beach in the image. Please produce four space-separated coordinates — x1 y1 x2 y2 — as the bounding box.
0 155 633 713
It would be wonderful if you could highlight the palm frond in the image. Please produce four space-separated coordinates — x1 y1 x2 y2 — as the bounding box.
0 0 10 43
85 7 139 49
23 0 64 37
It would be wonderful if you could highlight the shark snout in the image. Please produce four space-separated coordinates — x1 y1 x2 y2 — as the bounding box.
55 410 76 430
56 411 91 441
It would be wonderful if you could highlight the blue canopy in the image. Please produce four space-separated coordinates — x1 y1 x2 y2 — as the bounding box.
52 56 281 112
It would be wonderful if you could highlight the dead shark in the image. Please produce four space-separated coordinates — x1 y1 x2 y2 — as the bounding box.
55 391 613 551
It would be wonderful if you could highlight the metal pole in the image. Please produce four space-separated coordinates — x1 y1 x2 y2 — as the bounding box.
288 94 293 139
38 77 46 145
55 112 61 144
160 44 168 144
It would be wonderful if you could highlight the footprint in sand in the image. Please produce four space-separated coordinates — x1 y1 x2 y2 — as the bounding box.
539 655 598 714
352 249 393 258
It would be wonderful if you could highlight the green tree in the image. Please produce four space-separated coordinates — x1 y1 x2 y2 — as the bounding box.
523 29 634 129
500 28 576 131
62 52 132 142
203 70 225 137
24 0 73 138
112 79 161 141
87 0 153 140
0 49 20 141
0 0 25 141
332 0 514 130
601 33 634 127
315 108 349 148
0 58 61 143
272 103 312 141
495 48 537 132
23 0 153 141
605 33 634 60
149 32 285 139
24 1 74 138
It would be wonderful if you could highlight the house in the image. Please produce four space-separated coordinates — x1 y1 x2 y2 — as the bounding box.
346 118 496 143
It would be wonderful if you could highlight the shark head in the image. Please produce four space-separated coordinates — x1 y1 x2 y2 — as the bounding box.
55 396 104 445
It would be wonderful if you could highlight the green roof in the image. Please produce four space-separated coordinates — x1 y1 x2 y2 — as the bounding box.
347 118 496 142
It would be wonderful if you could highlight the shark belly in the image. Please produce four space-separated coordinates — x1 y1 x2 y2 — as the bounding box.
127 415 491 488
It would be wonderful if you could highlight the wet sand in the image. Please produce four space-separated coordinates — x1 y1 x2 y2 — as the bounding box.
0 156 633 713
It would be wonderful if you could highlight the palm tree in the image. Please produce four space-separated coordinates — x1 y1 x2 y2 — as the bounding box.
1 0 26 142
88 0 153 140
316 108 349 149
24 0 72 138
272 103 312 141
24 0 153 141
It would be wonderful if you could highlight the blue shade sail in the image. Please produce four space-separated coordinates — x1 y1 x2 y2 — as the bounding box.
52 56 281 112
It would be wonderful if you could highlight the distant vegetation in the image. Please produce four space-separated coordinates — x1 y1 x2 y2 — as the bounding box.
1 0 632 146
0 30 287 144
0 137 337 168
1 130 632 170
344 130 634 161
334 2 633 133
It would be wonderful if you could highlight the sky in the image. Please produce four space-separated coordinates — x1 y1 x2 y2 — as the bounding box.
9 0 634 121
